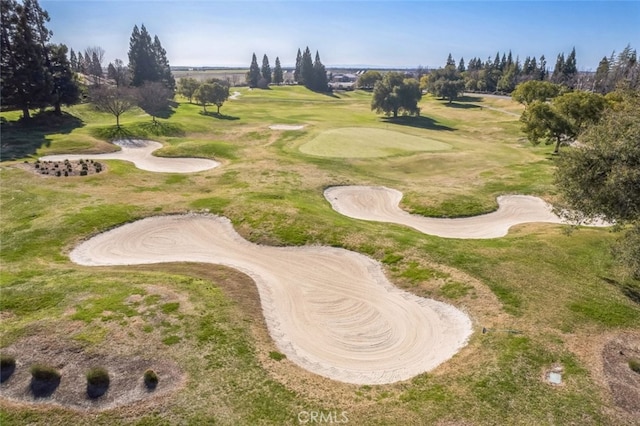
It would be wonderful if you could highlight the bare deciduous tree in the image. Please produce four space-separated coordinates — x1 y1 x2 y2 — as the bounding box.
90 85 137 127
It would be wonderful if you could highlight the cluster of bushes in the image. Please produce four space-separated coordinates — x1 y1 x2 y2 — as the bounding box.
31 159 103 176
0 354 159 399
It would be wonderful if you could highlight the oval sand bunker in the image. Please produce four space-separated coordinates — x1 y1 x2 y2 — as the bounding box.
41 139 220 173
70 214 472 385
300 127 452 158
325 186 609 239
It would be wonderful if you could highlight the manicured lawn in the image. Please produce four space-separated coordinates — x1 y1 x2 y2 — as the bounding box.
0 86 637 425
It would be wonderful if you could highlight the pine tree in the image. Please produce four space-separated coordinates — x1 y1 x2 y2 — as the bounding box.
273 56 283 85
312 51 328 92
294 48 302 83
593 56 609 93
49 43 80 114
152 35 174 90
246 53 261 88
0 0 53 119
457 57 466 73
551 53 565 83
539 55 547 80
69 48 77 71
300 46 313 86
128 24 156 86
446 53 455 67
261 54 272 85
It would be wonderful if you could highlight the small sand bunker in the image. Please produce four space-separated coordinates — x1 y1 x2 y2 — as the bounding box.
269 124 306 130
70 214 472 385
229 91 241 100
40 139 220 173
325 186 609 239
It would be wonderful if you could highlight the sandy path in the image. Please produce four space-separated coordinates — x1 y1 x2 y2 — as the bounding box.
269 124 306 130
325 186 608 239
40 139 220 173
70 214 472 385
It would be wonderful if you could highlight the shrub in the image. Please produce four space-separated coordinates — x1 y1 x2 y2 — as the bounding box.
143 369 159 389
269 351 286 361
30 364 61 397
0 354 16 383
86 367 110 399
629 358 640 374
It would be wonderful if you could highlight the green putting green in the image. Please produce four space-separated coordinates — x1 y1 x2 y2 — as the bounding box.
299 127 453 158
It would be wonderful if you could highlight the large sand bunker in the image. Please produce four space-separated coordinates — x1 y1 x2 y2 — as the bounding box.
70 214 472 385
325 186 609 239
40 139 220 173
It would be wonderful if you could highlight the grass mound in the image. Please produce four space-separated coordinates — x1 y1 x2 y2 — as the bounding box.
86 367 110 399
299 127 452 158
1 354 16 383
30 364 61 397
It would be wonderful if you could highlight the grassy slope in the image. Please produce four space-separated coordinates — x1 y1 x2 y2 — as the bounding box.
1 87 638 425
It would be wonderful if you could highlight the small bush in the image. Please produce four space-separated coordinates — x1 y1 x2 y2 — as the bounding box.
86 367 110 399
629 358 640 374
0 354 16 383
143 369 159 389
30 364 61 397
269 351 286 361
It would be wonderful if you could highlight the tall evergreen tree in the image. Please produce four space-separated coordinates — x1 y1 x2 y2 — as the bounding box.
300 46 314 86
593 56 610 93
152 35 174 90
261 54 272 85
457 57 466 73
1 0 53 119
311 51 328 92
69 47 77 71
539 55 547 80
551 53 565 83
273 56 283 85
246 53 261 87
48 43 80 115
294 48 302 83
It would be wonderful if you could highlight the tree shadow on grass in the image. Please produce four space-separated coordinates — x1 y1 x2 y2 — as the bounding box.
0 111 84 161
381 116 455 131
199 111 240 120
457 95 484 102
445 102 482 109
601 276 640 305
90 125 136 141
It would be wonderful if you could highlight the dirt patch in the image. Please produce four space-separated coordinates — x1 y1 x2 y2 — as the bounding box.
602 332 640 417
0 334 184 412
17 159 106 177
269 124 305 130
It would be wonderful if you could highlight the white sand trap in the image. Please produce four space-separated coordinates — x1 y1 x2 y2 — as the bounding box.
325 186 609 239
229 91 241 100
40 139 220 173
269 124 306 130
70 214 472 385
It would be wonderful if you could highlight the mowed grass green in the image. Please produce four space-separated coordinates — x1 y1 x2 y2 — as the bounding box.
299 127 452 158
1 86 638 425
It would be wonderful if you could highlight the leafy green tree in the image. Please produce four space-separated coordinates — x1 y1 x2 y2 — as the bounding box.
553 90 606 135
136 81 173 123
511 80 563 106
520 101 572 154
273 57 283 85
427 57 464 103
261 54 272 85
356 70 382 89
177 77 200 103
90 85 137 127
48 43 80 115
246 53 260 88
210 81 229 114
555 90 640 277
371 72 421 118
1 0 53 119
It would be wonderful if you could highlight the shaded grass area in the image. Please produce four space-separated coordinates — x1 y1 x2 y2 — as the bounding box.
1 86 638 425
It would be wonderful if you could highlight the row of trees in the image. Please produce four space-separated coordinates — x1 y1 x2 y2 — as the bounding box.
246 53 283 88
177 78 230 113
294 47 328 92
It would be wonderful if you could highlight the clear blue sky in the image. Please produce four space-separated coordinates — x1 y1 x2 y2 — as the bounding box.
41 1 639 70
